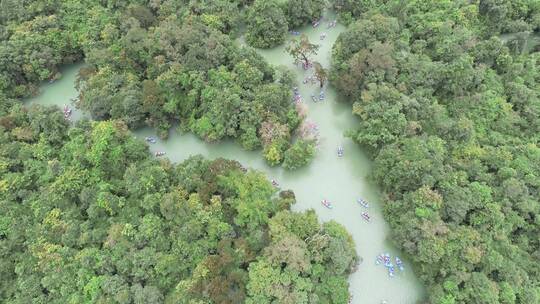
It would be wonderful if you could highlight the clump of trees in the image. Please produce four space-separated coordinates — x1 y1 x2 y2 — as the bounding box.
287 34 320 67
284 0 326 28
246 0 288 48
283 139 317 170
245 0 327 49
0 1 324 169
0 105 358 303
331 2 540 303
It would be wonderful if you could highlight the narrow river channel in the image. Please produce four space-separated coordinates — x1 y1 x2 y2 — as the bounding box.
26 15 425 304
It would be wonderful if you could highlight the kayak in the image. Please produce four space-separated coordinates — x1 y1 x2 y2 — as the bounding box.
361 212 370 222
321 199 333 209
396 257 404 271
357 198 369 208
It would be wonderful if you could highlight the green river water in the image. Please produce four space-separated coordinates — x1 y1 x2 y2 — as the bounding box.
26 17 425 304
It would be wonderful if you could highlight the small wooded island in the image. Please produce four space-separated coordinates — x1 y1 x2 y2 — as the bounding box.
1 1 540 304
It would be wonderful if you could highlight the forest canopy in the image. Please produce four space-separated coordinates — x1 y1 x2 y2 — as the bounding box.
330 1 540 303
2 0 540 303
0 105 357 303
0 0 331 169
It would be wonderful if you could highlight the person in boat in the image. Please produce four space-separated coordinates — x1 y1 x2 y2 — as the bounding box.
271 179 279 187
155 151 165 157
145 136 157 143
395 257 404 271
320 33 326 40
361 212 370 221
337 145 344 157
321 199 333 209
357 198 369 208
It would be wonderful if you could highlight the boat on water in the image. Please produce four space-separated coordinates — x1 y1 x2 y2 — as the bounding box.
155 151 166 157
145 136 157 144
357 198 369 208
395 257 404 271
321 199 333 209
337 145 344 157
63 105 72 118
327 20 337 29
361 212 370 222
271 179 279 187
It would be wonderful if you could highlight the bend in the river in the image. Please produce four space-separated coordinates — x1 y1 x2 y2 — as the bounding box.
26 15 425 304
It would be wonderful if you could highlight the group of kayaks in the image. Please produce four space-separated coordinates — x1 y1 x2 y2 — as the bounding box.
321 197 372 222
376 253 405 277
358 198 371 222
143 136 166 157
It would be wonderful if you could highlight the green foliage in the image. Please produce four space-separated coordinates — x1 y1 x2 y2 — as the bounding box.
332 3 540 303
1 0 310 169
263 138 289 166
246 0 288 48
286 34 320 66
283 139 316 170
0 106 356 302
284 0 326 28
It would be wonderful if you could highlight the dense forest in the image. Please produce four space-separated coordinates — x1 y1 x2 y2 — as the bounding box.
0 104 357 303
2 0 540 303
331 1 540 303
0 0 326 169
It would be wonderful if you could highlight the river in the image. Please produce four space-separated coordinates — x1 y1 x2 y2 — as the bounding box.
25 16 425 304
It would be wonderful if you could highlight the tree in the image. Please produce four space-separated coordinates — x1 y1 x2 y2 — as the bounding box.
286 34 319 68
284 0 326 28
246 0 288 48
313 62 327 87
0 111 356 303
282 139 316 170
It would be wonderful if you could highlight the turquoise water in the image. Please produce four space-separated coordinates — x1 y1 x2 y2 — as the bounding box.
26 16 425 304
